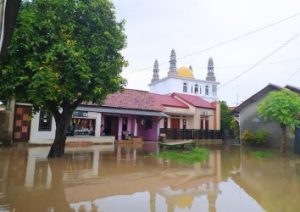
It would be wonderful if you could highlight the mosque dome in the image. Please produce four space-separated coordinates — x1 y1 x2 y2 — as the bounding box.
177 66 194 78
175 195 194 208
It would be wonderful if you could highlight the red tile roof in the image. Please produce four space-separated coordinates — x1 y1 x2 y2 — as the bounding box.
103 89 163 111
83 89 215 111
149 93 189 108
172 93 215 109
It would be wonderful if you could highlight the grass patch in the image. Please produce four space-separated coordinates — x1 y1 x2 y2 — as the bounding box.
156 148 210 164
249 150 272 159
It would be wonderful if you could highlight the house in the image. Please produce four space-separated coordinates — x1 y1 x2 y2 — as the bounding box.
29 89 167 144
149 92 220 141
233 83 300 147
151 92 220 131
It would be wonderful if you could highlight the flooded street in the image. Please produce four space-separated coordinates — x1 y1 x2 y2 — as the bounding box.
0 143 300 212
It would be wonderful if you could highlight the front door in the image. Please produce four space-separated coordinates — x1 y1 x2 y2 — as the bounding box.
104 116 119 139
13 105 32 142
171 118 180 129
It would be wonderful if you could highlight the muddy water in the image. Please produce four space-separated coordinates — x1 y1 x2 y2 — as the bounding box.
0 143 300 212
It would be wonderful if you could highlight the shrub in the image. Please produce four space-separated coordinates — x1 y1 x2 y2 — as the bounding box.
241 129 268 145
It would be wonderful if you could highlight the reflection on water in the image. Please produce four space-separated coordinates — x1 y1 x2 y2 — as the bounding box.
0 143 300 211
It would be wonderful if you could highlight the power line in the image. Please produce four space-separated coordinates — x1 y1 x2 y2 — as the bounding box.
214 58 300 70
219 30 300 89
123 12 300 76
284 67 300 84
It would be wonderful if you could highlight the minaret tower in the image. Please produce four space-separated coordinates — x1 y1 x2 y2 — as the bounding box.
168 49 177 77
206 57 216 81
151 60 159 83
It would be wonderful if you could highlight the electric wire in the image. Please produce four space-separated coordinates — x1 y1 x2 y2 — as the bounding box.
123 12 300 76
219 30 300 89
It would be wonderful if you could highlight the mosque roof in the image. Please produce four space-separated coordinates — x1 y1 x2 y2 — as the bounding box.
177 66 194 78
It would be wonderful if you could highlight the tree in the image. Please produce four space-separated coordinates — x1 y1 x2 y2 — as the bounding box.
220 101 233 137
257 89 300 153
0 0 127 158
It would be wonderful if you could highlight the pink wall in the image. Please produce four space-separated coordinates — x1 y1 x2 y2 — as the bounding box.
101 114 159 141
138 117 159 141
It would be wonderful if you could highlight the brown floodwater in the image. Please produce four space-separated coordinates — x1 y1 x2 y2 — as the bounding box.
0 143 300 212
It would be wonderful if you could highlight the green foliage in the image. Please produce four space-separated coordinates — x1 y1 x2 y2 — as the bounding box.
220 101 233 131
156 148 210 164
0 0 127 111
257 89 300 129
241 129 268 144
249 151 272 159
230 119 240 139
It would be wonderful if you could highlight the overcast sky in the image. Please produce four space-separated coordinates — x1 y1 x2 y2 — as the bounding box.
112 0 300 106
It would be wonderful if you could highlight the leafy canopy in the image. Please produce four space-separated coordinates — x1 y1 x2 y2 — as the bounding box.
257 89 300 128
0 0 127 111
220 101 233 131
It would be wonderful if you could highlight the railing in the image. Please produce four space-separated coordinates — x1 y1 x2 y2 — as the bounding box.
160 128 223 140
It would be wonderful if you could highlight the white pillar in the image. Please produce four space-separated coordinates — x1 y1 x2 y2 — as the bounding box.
118 116 123 140
95 113 101 137
134 117 137 136
92 150 100 175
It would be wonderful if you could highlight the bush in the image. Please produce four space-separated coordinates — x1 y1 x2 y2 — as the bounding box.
242 129 268 145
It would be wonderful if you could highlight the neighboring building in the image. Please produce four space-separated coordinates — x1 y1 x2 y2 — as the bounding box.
151 92 220 131
149 49 219 102
233 84 300 147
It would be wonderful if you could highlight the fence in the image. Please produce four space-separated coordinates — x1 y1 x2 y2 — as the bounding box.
160 128 223 140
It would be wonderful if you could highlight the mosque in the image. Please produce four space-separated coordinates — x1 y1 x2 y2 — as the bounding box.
149 49 219 102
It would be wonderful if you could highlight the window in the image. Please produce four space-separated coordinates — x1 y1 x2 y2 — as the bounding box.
39 110 52 131
191 86 193 93
199 86 202 94
183 119 186 129
164 118 168 129
194 84 199 94
145 118 153 129
200 118 209 130
205 85 209 95
183 83 187 93
212 85 217 96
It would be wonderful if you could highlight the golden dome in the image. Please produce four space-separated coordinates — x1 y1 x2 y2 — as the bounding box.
177 66 194 78
175 195 194 208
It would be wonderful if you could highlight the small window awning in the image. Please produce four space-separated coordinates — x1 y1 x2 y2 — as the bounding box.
77 106 168 117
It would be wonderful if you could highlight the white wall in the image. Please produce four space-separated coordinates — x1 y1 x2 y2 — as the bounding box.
29 111 56 144
150 77 218 102
29 111 102 144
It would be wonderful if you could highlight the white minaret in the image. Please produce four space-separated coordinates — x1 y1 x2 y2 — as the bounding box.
206 57 216 81
151 59 159 83
168 49 177 77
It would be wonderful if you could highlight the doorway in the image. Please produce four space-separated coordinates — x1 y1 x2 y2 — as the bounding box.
171 118 180 129
104 116 119 139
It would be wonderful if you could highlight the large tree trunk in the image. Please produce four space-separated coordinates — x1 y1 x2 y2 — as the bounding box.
48 111 72 158
0 0 21 59
280 124 287 154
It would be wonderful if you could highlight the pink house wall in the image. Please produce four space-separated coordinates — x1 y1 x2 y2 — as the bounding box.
138 117 159 141
101 113 159 141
